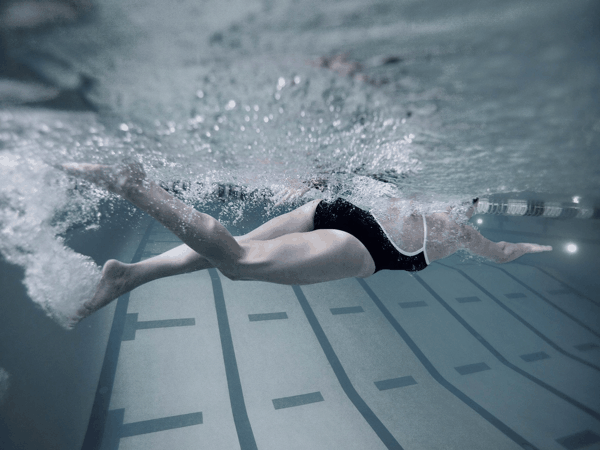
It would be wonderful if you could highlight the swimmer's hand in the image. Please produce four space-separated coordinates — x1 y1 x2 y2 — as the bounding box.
272 178 327 207
495 242 553 263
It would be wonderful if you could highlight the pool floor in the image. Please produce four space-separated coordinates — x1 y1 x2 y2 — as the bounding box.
87 219 600 450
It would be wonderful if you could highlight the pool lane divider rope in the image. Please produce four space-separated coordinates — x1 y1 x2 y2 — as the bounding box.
291 284 404 450
355 277 541 450
475 198 598 219
81 220 155 450
208 268 258 450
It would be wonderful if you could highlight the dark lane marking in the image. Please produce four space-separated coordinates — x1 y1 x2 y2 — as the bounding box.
272 392 324 410
330 306 364 315
101 410 203 448
574 343 599 352
357 277 540 450
122 313 196 341
486 264 600 339
555 430 600 450
520 352 550 363
455 363 491 375
375 376 417 391
548 289 572 295
414 273 600 422
137 318 195 329
120 411 203 437
519 263 600 307
399 301 428 309
292 285 404 450
208 269 257 450
438 262 600 374
505 292 527 299
248 312 288 321
456 296 482 303
82 220 154 450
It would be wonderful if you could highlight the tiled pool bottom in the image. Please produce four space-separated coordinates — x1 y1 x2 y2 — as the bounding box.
86 220 600 450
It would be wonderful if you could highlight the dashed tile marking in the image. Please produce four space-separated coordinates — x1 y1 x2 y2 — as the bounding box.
555 430 600 450
101 409 203 448
520 351 550 363
122 313 195 341
398 301 428 309
248 312 288 322
121 412 203 437
272 392 324 410
330 306 364 315
374 376 417 391
455 362 491 375
547 288 572 295
456 296 481 303
505 292 527 299
574 343 599 352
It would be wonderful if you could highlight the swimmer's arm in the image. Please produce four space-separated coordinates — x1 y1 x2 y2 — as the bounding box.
460 225 552 263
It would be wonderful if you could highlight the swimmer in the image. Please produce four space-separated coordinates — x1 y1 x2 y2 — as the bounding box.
59 162 552 327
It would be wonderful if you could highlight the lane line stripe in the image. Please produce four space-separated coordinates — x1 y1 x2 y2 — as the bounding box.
424 268 600 420
486 263 600 339
292 285 404 450
208 269 257 450
439 262 600 373
356 277 539 450
519 263 600 307
82 220 154 450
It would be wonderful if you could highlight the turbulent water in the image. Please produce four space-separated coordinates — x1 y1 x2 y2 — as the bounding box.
1 0 599 326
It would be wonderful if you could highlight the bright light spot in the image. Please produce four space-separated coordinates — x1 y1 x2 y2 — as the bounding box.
196 90 204 99
119 123 129 132
566 243 578 253
225 100 236 110
277 77 286 90
294 75 301 84
476 218 483 224
572 196 580 204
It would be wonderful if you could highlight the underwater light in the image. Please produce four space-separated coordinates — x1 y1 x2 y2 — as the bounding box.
566 243 578 253
572 196 580 204
476 218 483 224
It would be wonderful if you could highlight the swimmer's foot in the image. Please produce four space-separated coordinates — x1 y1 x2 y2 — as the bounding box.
69 259 136 327
59 162 146 196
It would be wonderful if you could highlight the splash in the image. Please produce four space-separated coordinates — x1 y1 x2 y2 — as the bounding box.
0 151 101 329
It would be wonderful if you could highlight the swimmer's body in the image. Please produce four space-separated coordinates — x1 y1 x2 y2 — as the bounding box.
59 163 552 328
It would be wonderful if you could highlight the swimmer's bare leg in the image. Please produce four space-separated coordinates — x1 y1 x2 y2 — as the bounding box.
74 245 214 322
60 162 322 321
61 162 245 265
79 199 322 314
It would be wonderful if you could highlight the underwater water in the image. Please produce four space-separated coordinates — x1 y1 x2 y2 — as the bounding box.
0 0 599 449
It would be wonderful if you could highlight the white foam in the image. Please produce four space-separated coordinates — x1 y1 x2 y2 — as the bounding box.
0 152 102 329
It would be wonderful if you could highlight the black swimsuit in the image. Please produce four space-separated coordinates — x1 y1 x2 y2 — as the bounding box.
313 198 429 273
